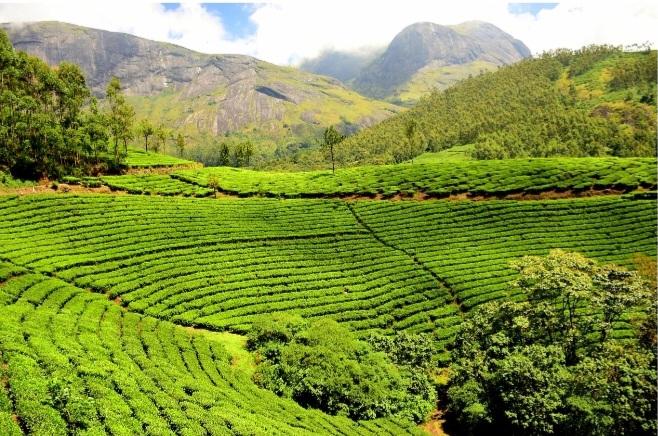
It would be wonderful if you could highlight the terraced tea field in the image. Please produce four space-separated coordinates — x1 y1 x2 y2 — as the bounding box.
0 195 654 349
0 265 423 435
0 158 656 434
171 157 656 198
124 147 200 169
100 174 213 197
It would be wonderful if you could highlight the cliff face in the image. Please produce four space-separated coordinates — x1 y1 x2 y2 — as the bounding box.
2 21 399 136
323 21 531 102
2 21 210 96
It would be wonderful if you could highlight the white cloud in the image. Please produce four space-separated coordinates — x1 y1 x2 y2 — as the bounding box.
0 1 656 66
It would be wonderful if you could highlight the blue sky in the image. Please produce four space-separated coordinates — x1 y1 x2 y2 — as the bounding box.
1 2 655 66
508 3 558 16
163 3 258 39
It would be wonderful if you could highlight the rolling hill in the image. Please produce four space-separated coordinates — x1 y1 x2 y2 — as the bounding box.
331 45 657 166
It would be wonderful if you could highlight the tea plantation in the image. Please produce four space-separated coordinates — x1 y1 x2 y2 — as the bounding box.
0 159 655 434
171 157 656 198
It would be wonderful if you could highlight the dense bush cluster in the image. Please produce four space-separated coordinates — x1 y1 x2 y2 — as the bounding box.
445 250 656 435
247 315 435 422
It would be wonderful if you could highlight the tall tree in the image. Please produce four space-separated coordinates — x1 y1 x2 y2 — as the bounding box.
154 123 171 154
136 118 154 152
218 142 230 166
81 96 108 165
322 125 345 174
175 133 186 157
104 77 134 166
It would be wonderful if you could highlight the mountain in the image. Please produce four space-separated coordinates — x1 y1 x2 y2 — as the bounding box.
298 47 384 84
301 21 531 105
1 21 401 162
336 45 656 165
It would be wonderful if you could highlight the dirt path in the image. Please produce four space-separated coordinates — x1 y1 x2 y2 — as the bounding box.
0 182 649 201
0 184 124 196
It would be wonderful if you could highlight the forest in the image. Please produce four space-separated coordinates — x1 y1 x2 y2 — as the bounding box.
0 30 194 180
285 45 656 170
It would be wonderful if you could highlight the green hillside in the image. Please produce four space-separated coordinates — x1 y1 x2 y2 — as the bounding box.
329 45 656 166
0 265 423 435
127 65 401 167
170 157 656 198
123 147 200 169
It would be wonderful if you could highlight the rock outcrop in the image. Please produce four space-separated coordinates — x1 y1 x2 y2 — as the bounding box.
2 21 400 136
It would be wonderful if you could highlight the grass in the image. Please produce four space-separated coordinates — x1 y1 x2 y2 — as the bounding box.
406 144 475 163
0 171 38 189
124 146 200 168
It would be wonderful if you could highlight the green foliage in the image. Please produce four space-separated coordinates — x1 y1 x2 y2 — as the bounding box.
135 117 155 152
0 272 423 435
0 170 37 189
206 174 220 194
445 250 656 435
105 77 135 167
249 316 434 422
172 157 656 198
100 174 211 196
175 132 186 157
322 125 346 173
0 29 186 178
122 146 199 169
337 46 656 165
0 30 96 178
367 331 436 368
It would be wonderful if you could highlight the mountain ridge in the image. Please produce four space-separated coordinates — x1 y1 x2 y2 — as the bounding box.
302 20 531 104
2 21 402 164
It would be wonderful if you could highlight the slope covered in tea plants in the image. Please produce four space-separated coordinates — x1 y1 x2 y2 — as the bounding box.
0 265 423 435
171 157 656 198
0 195 654 348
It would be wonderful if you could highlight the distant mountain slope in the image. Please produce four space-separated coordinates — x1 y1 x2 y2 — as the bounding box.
299 47 384 83
301 21 531 104
332 45 656 166
2 21 401 162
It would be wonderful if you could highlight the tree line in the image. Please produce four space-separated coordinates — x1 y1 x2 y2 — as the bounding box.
0 29 185 179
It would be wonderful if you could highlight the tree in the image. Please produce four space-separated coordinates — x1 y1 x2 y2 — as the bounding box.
218 142 230 166
136 118 154 153
232 141 254 167
445 249 655 435
81 96 108 165
248 315 434 422
175 133 186 157
322 125 345 174
153 123 171 154
104 77 134 166
207 174 220 195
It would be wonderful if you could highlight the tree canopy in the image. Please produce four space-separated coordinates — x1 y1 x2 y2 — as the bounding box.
444 249 656 435
0 29 179 179
247 314 435 422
